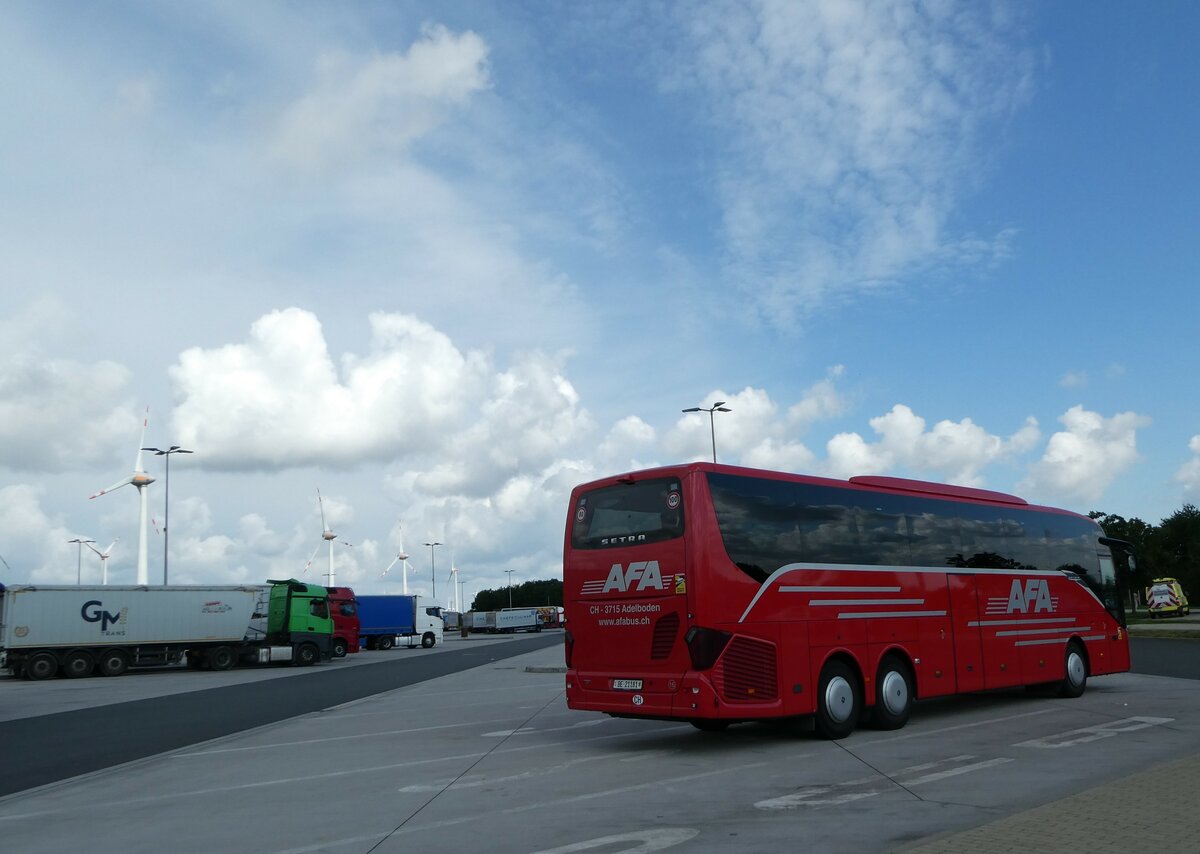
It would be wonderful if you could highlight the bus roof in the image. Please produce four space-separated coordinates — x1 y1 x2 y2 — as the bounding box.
577 462 1089 518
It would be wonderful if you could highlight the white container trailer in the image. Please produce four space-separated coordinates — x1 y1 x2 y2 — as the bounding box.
0 581 332 679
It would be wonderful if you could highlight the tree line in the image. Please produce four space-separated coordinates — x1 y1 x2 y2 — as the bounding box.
467 578 563 612
1091 503 1200 599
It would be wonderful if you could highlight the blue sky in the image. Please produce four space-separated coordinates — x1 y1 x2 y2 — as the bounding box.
2 1 1198 600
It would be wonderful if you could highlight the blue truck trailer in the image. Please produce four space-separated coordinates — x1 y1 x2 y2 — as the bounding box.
355 594 443 649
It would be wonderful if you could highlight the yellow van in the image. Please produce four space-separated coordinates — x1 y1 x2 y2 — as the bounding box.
1145 578 1191 618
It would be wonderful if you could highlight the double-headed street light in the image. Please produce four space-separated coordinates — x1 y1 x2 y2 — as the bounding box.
425 541 442 601
67 537 95 584
682 401 732 463
505 569 515 609
142 445 193 585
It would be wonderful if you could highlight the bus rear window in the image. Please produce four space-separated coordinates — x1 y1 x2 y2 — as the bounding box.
571 477 685 549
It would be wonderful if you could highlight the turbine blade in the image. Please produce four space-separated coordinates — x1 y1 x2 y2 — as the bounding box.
106 539 119 554
302 542 321 574
317 489 327 531
85 542 104 557
381 555 400 576
134 405 150 472
90 476 133 499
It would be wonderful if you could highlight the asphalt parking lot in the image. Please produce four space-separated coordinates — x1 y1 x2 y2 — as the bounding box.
2 634 1199 853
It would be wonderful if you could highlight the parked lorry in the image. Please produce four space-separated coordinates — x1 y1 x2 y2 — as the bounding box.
356 594 443 649
0 579 333 680
469 610 495 633
1145 577 1191 618
324 586 361 656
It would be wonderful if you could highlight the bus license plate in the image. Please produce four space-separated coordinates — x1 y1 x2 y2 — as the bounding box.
612 679 643 691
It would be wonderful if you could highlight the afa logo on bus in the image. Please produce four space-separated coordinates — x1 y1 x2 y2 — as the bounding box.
601 561 666 593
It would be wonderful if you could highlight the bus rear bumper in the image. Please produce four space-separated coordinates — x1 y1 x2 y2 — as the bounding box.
565 668 730 720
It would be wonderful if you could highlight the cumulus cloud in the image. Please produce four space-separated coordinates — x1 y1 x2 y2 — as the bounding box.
170 308 489 469
272 24 490 169
824 404 1040 485
1020 405 1150 503
0 485 83 583
0 300 140 473
1175 435 1200 496
667 1 1033 321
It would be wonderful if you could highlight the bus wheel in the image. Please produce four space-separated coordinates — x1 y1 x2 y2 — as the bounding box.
815 660 860 740
1058 641 1088 698
870 655 912 730
690 720 731 733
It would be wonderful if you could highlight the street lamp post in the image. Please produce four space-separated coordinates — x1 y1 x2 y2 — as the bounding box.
682 401 732 463
67 538 95 584
459 579 467 611
424 541 442 601
142 445 193 585
505 569 515 609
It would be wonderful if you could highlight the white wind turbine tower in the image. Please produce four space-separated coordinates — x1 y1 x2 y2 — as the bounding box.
447 548 461 611
85 539 119 585
90 407 154 585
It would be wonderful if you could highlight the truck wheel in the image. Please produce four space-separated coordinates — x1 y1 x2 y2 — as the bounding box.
332 638 348 658
97 649 129 677
294 643 319 667
377 636 395 651
26 652 59 681
421 633 435 649
208 646 236 671
63 650 95 679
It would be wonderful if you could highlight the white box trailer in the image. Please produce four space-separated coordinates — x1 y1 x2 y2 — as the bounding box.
495 607 544 633
0 582 331 679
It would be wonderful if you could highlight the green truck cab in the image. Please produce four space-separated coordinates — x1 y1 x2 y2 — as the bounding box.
262 579 334 664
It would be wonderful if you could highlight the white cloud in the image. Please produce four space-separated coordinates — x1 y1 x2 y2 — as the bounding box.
824 404 1040 485
0 485 83 583
1059 370 1088 388
667 0 1033 322
1021 405 1150 503
272 24 490 170
0 300 139 473
1175 435 1200 497
169 308 491 470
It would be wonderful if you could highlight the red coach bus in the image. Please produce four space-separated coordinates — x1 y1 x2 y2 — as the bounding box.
563 463 1133 739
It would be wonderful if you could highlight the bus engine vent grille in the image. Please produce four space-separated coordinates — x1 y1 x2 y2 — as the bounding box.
650 613 680 660
715 636 778 703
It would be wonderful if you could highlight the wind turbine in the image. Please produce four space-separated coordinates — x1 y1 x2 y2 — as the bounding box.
380 520 412 593
90 407 154 585
305 489 352 586
86 539 119 585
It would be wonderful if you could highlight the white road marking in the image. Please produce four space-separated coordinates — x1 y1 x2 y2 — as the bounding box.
1015 716 1174 749
531 828 699 853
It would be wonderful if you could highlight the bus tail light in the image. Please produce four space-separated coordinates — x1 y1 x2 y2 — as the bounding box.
684 626 732 670
564 629 574 667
